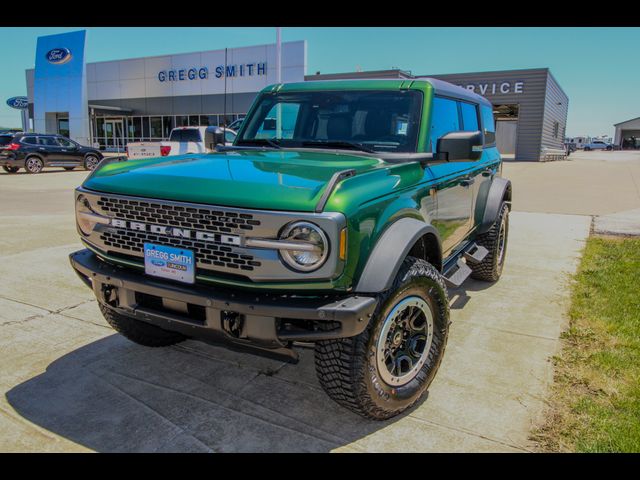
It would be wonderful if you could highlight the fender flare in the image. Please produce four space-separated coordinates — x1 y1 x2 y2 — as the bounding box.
354 217 441 293
477 177 512 235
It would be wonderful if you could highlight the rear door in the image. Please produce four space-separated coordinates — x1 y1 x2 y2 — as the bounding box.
461 102 501 235
37 136 64 164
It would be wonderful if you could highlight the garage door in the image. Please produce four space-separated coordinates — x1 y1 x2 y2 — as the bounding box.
496 120 517 155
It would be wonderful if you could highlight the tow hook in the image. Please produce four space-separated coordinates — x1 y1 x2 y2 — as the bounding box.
101 285 118 306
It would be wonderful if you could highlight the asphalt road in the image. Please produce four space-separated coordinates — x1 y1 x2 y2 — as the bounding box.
0 159 599 452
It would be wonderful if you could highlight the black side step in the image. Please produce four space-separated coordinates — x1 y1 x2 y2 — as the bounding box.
464 244 488 264
442 242 487 288
442 258 472 288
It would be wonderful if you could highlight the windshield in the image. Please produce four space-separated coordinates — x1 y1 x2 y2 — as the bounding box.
237 89 422 153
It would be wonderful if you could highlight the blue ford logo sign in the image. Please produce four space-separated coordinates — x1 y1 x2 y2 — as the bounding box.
46 48 72 65
6 96 28 110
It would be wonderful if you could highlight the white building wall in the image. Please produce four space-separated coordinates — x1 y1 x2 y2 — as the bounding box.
614 118 640 145
87 40 306 101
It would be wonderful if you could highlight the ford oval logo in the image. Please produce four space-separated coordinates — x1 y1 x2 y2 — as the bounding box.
6 96 28 110
46 48 72 65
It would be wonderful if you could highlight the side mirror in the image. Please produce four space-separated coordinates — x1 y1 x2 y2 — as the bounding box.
204 127 226 149
436 130 483 161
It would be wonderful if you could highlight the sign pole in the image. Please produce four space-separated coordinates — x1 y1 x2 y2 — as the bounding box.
276 27 282 138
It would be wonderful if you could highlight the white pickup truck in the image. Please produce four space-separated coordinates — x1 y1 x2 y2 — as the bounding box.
126 126 237 159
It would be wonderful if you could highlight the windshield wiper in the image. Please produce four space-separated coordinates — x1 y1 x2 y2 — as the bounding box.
301 140 376 153
236 138 282 149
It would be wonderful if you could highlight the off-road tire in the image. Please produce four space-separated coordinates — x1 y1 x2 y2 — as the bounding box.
314 256 450 420
470 201 509 282
99 303 186 347
2 166 19 173
25 156 44 174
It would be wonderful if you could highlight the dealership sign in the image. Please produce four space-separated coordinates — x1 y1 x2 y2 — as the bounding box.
158 62 267 82
46 48 72 65
460 81 525 96
6 96 28 110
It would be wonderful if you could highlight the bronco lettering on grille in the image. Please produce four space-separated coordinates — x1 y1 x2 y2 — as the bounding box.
109 219 241 246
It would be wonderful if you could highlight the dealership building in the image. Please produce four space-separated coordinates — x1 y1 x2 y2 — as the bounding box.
22 30 568 161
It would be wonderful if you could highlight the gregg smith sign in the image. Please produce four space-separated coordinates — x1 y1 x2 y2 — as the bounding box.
158 62 267 82
459 81 525 96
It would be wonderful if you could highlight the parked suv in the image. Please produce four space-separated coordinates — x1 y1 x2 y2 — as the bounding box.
69 79 512 419
583 140 613 151
0 133 104 174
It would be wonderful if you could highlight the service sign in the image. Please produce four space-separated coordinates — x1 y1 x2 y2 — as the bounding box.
46 47 72 65
6 96 28 110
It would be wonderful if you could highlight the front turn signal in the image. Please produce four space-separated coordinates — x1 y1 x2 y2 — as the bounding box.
339 228 347 261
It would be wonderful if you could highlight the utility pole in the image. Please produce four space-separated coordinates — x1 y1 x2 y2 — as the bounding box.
276 27 282 138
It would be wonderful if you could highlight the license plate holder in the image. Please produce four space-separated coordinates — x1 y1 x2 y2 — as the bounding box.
144 243 195 284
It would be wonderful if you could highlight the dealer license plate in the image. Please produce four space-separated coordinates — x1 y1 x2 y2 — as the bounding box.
144 243 195 284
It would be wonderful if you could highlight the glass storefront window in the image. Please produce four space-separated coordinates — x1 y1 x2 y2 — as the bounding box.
188 115 200 126
176 116 189 127
150 116 162 138
129 117 142 138
205 115 219 126
142 117 150 138
96 118 105 139
220 115 235 127
162 116 174 138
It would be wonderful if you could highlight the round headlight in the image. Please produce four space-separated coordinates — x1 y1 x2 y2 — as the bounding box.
279 221 329 272
76 194 95 236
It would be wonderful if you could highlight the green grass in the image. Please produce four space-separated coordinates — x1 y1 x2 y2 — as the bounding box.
533 237 640 452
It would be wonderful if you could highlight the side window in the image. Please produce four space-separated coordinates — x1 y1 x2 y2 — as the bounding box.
480 105 496 145
429 96 460 153
57 138 75 147
21 136 38 145
38 136 58 146
460 102 479 131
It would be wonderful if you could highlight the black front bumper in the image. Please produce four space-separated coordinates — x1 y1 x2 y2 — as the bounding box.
70 249 377 362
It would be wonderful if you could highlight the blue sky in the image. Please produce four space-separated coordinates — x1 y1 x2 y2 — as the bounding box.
1 27 638 137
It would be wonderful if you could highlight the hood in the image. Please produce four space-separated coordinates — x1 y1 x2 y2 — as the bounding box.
82 150 388 212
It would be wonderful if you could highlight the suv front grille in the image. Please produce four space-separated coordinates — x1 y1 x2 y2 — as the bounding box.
96 197 261 234
100 229 261 272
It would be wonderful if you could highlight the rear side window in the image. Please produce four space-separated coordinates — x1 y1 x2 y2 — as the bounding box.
169 129 202 143
0 136 13 146
460 102 479 131
429 97 460 153
21 136 38 145
480 105 496 145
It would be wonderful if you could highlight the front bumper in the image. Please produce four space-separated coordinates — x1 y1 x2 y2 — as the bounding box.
70 249 377 362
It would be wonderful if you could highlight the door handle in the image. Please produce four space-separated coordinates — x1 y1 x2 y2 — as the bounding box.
460 177 475 187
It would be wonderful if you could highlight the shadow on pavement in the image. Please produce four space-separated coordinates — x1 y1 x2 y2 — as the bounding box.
448 278 495 310
6 334 407 452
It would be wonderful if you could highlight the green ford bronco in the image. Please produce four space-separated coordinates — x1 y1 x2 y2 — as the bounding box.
70 78 511 420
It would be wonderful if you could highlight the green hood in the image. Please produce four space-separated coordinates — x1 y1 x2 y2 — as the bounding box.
83 150 386 212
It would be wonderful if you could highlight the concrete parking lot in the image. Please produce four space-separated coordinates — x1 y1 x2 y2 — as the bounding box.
1 152 636 452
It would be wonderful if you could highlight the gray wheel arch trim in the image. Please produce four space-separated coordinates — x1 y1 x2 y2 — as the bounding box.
477 177 512 235
355 217 441 293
